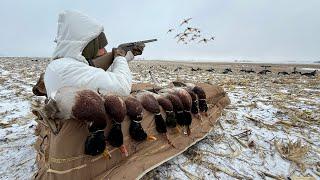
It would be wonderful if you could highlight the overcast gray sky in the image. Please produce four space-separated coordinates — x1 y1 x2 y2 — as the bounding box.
0 0 319 63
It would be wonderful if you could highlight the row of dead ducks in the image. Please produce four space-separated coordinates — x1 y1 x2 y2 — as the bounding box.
184 67 318 76
50 82 208 157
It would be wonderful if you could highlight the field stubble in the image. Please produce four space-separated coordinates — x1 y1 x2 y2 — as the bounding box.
0 57 319 179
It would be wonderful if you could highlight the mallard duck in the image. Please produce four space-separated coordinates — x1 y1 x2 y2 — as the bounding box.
172 82 208 114
156 96 176 128
144 91 177 128
159 92 186 129
185 89 199 115
192 86 208 113
160 88 193 135
136 91 174 147
54 88 108 156
167 28 174 33
103 95 128 157
180 18 192 26
198 38 210 43
124 96 148 142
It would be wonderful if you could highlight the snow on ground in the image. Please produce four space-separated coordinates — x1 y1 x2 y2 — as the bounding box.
0 58 319 179
300 68 319 71
0 59 42 179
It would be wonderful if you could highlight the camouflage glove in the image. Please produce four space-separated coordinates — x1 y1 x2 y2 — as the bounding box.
131 42 145 56
112 48 126 58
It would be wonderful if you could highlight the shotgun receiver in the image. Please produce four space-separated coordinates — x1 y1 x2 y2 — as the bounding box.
118 39 157 52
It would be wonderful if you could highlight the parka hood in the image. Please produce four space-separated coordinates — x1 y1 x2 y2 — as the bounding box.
52 10 104 64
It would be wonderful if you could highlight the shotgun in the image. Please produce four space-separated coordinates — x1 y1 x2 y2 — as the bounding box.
118 39 157 52
91 39 157 70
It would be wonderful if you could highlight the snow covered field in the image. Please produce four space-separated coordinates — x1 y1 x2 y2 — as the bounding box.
0 57 319 179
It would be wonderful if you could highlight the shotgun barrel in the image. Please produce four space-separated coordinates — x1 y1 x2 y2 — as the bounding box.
118 39 157 52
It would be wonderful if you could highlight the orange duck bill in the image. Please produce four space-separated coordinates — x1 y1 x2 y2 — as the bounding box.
147 135 157 141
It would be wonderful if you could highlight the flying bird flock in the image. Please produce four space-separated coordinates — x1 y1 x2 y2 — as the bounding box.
167 18 215 44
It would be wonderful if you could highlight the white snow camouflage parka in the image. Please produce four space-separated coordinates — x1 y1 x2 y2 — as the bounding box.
44 10 132 98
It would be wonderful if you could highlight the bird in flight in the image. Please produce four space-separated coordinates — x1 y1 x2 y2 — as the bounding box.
167 28 175 33
184 27 195 33
180 18 192 26
180 32 192 38
174 33 183 38
189 37 197 41
192 34 201 38
177 37 186 43
210 36 215 41
198 38 210 43
192 28 201 35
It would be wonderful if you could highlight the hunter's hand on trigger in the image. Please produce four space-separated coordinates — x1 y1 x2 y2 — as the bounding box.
132 42 145 56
